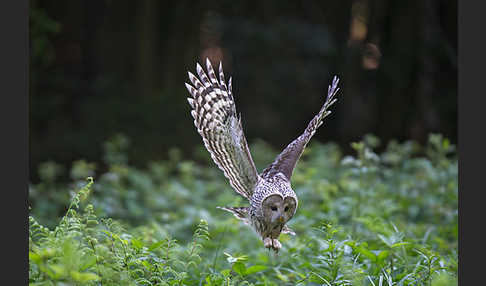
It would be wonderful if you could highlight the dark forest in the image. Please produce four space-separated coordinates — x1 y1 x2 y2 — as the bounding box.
30 0 457 182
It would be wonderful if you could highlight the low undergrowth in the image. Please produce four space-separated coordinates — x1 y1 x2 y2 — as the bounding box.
29 134 457 285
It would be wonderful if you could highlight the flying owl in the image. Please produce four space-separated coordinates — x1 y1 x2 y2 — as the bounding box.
184 58 340 251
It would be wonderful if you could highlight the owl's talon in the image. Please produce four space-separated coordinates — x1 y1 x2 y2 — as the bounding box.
263 237 273 249
263 237 282 252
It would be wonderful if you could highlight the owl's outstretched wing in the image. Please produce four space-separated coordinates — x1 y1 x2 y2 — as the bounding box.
185 58 259 199
261 76 340 181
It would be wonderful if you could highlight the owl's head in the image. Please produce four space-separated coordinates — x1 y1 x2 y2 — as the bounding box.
262 194 297 225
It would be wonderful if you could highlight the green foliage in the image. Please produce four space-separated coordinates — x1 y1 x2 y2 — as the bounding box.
29 134 457 285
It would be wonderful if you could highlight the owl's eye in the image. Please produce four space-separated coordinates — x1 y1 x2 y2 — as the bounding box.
284 206 289 212
271 206 277 211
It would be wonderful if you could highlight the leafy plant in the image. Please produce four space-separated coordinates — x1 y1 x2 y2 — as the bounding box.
29 134 458 285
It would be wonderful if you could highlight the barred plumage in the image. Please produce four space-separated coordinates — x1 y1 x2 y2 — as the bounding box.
185 58 340 252
261 76 339 181
185 58 259 199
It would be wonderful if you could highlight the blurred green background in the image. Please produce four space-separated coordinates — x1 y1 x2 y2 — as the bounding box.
29 0 457 183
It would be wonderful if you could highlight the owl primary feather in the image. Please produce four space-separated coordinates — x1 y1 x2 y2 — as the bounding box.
185 58 340 252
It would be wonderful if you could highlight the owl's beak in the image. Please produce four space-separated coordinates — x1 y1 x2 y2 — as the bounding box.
278 216 284 223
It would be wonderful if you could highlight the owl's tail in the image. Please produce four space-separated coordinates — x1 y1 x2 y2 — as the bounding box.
217 206 249 225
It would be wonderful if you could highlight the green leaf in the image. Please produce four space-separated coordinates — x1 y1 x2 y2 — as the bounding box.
148 240 165 251
80 255 97 271
141 260 151 269
308 272 328 284
443 139 450 150
70 271 100 282
29 252 41 264
48 264 66 278
391 242 410 248
377 234 393 247
131 238 143 250
277 273 289 282
220 268 231 277
377 250 389 263
245 265 267 275
232 261 246 276
357 247 377 262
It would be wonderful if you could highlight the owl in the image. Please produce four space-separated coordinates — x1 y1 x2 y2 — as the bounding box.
184 58 340 251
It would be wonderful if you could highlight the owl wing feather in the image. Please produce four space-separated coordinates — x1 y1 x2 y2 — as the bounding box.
261 76 340 181
216 206 250 224
185 58 259 199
